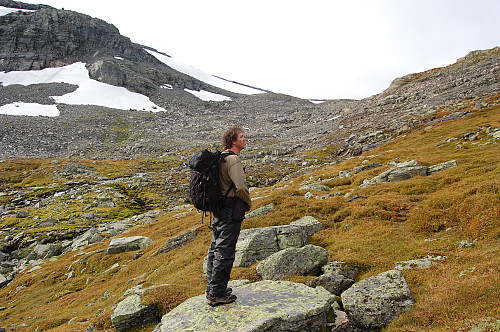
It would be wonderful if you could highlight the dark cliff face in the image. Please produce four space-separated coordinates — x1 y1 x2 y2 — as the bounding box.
0 0 50 10
0 6 156 71
0 4 257 98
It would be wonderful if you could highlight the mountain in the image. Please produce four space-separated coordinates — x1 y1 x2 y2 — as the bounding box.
1 0 499 164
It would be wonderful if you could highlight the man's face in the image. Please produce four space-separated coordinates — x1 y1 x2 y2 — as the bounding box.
233 131 246 151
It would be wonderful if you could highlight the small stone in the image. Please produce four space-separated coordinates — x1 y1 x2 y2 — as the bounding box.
16 210 29 218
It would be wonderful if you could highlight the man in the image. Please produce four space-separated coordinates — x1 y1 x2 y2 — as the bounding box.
206 125 252 306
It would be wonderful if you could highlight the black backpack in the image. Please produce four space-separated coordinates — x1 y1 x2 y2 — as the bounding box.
189 150 234 223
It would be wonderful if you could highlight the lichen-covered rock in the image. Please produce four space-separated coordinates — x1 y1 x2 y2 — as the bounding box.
289 216 324 236
308 272 354 296
373 160 427 183
111 294 159 332
428 160 458 175
0 273 9 288
341 270 414 329
256 244 329 280
300 183 332 192
353 162 382 174
69 228 105 252
395 255 446 270
387 165 428 182
159 228 196 254
228 279 251 288
153 280 336 332
322 261 358 280
107 236 152 254
245 203 274 219
26 243 62 260
234 225 307 267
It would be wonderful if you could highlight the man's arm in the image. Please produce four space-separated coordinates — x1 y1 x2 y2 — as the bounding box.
227 158 252 210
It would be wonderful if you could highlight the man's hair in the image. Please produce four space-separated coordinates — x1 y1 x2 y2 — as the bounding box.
222 125 244 150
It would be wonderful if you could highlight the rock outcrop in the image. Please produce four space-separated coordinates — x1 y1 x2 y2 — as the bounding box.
25 243 61 260
341 270 415 329
360 159 458 188
395 255 446 270
256 244 329 280
111 294 159 332
234 225 308 267
153 280 336 332
159 228 197 254
107 236 152 254
0 5 154 72
289 215 324 236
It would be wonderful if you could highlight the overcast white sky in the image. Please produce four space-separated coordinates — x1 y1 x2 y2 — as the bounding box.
19 0 500 100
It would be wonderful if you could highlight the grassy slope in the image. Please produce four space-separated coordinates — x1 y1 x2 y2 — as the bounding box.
0 101 499 332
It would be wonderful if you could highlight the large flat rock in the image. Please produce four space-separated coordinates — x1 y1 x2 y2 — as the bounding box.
153 280 335 332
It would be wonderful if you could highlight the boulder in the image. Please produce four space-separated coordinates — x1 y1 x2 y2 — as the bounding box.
107 236 153 255
341 270 414 329
0 273 8 288
153 280 335 332
428 160 458 175
159 228 196 254
322 261 359 280
387 165 428 182
245 203 274 219
338 171 353 178
289 216 324 236
300 183 332 192
16 210 29 218
373 160 428 183
395 255 446 270
97 221 130 237
228 279 251 288
308 272 354 296
234 225 307 267
256 244 329 280
353 163 382 174
70 228 104 252
111 294 159 332
26 243 62 261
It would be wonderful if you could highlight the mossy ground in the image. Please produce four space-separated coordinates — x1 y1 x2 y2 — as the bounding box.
0 100 498 331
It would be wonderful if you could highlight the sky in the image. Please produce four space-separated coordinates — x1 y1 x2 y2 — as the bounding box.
10 0 500 100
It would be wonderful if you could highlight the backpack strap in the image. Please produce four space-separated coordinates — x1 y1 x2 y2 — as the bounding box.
224 183 235 197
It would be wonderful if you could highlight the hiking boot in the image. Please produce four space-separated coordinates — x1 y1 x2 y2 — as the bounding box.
206 287 232 299
207 293 237 307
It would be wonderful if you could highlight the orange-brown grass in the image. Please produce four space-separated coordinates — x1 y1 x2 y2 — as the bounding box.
0 101 498 331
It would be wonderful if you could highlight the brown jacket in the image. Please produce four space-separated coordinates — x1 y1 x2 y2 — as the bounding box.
219 153 252 210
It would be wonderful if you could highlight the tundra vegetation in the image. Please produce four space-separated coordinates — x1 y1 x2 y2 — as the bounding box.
0 101 499 331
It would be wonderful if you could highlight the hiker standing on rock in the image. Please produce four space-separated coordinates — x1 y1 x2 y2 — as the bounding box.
206 125 252 306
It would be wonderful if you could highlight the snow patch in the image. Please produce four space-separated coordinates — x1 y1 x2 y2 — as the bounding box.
327 115 341 121
0 6 35 16
146 49 264 95
185 89 231 102
0 102 60 117
0 62 166 115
